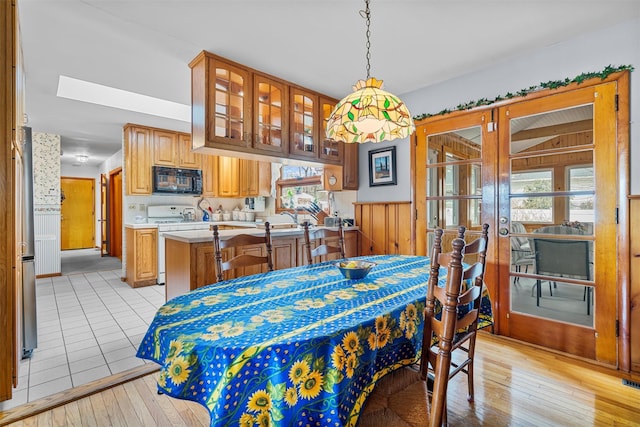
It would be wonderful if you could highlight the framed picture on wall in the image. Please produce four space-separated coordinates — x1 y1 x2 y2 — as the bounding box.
368 146 397 187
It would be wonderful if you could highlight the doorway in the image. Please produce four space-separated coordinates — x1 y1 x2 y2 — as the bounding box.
414 76 626 366
108 168 123 259
60 177 95 250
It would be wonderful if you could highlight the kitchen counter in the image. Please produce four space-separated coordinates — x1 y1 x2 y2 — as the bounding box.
163 225 360 301
163 225 360 244
124 220 260 229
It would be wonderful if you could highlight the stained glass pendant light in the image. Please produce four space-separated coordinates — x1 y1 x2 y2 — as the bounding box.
326 0 415 144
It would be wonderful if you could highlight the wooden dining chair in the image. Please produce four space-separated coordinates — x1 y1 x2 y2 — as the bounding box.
421 224 489 404
302 222 345 265
212 222 273 282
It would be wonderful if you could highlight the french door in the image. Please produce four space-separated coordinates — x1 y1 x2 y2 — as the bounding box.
415 80 622 365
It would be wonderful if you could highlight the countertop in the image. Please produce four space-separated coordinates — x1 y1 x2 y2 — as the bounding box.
124 221 259 229
163 225 360 244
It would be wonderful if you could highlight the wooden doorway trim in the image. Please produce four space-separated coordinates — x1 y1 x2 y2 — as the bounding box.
108 167 122 259
100 173 108 256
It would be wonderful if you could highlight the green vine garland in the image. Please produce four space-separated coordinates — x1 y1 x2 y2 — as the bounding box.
413 64 634 121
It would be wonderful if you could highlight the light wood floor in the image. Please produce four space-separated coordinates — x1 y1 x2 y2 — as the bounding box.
2 333 639 426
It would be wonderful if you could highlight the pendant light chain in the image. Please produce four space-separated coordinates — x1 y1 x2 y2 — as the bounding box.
360 0 372 79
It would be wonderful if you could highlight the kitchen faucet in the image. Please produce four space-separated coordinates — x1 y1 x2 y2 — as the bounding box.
280 211 298 224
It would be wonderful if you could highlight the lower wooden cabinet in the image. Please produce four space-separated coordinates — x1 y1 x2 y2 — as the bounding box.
125 227 158 288
164 230 359 300
354 202 413 255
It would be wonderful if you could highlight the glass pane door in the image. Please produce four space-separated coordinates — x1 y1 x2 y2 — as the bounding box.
254 76 286 154
425 125 483 250
507 105 595 328
498 82 618 364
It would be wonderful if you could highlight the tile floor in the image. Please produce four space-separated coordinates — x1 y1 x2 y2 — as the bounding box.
0 268 165 411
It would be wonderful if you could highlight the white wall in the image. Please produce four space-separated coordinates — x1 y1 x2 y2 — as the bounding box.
357 17 640 201
428 19 640 190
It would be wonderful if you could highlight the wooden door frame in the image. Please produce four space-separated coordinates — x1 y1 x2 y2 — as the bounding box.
108 167 122 259
100 173 108 255
60 176 95 250
412 71 630 370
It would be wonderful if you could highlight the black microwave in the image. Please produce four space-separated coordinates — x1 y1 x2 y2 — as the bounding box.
152 166 203 195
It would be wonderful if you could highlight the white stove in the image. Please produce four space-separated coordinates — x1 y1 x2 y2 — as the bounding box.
148 205 211 284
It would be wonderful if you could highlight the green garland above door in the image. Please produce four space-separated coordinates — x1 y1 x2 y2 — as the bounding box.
413 64 634 121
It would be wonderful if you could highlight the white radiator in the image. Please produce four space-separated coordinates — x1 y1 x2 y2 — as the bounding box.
34 211 61 276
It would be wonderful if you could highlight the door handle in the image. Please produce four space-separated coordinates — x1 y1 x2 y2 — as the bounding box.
499 227 509 236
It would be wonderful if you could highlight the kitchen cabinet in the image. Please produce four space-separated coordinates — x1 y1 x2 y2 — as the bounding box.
342 142 359 190
201 154 218 197
355 202 412 255
215 156 270 198
125 227 158 287
190 51 356 171
191 51 252 149
344 230 359 258
178 134 202 168
253 73 288 156
164 229 360 299
290 86 318 160
153 129 178 166
124 124 152 195
319 96 343 164
217 156 241 197
271 237 296 270
240 159 259 197
322 143 359 192
153 130 202 169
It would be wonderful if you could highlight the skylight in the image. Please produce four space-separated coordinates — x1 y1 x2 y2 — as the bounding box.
56 75 190 122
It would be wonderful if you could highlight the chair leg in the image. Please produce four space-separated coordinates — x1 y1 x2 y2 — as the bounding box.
467 360 475 402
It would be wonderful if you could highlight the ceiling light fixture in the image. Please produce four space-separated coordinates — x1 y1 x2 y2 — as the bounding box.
326 0 414 144
76 154 89 163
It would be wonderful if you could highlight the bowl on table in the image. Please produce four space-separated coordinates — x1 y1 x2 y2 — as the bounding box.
336 260 376 280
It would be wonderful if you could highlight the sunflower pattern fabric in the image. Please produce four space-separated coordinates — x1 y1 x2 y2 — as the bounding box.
136 255 493 427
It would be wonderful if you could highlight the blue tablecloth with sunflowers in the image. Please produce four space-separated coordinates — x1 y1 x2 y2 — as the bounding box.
136 255 493 427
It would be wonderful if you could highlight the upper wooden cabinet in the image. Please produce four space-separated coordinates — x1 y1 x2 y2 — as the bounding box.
190 51 354 173
217 156 241 197
342 142 359 190
290 86 318 161
215 156 270 198
191 52 252 149
178 134 202 169
153 130 201 169
254 73 288 155
124 124 152 195
202 154 218 197
152 129 178 166
319 96 343 164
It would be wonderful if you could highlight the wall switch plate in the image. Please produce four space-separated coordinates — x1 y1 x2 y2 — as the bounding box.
128 204 136 210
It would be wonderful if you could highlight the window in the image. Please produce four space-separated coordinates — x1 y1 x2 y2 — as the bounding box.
276 165 328 212
568 166 594 223
510 169 553 223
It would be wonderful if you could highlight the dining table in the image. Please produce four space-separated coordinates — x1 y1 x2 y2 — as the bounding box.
136 255 493 427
